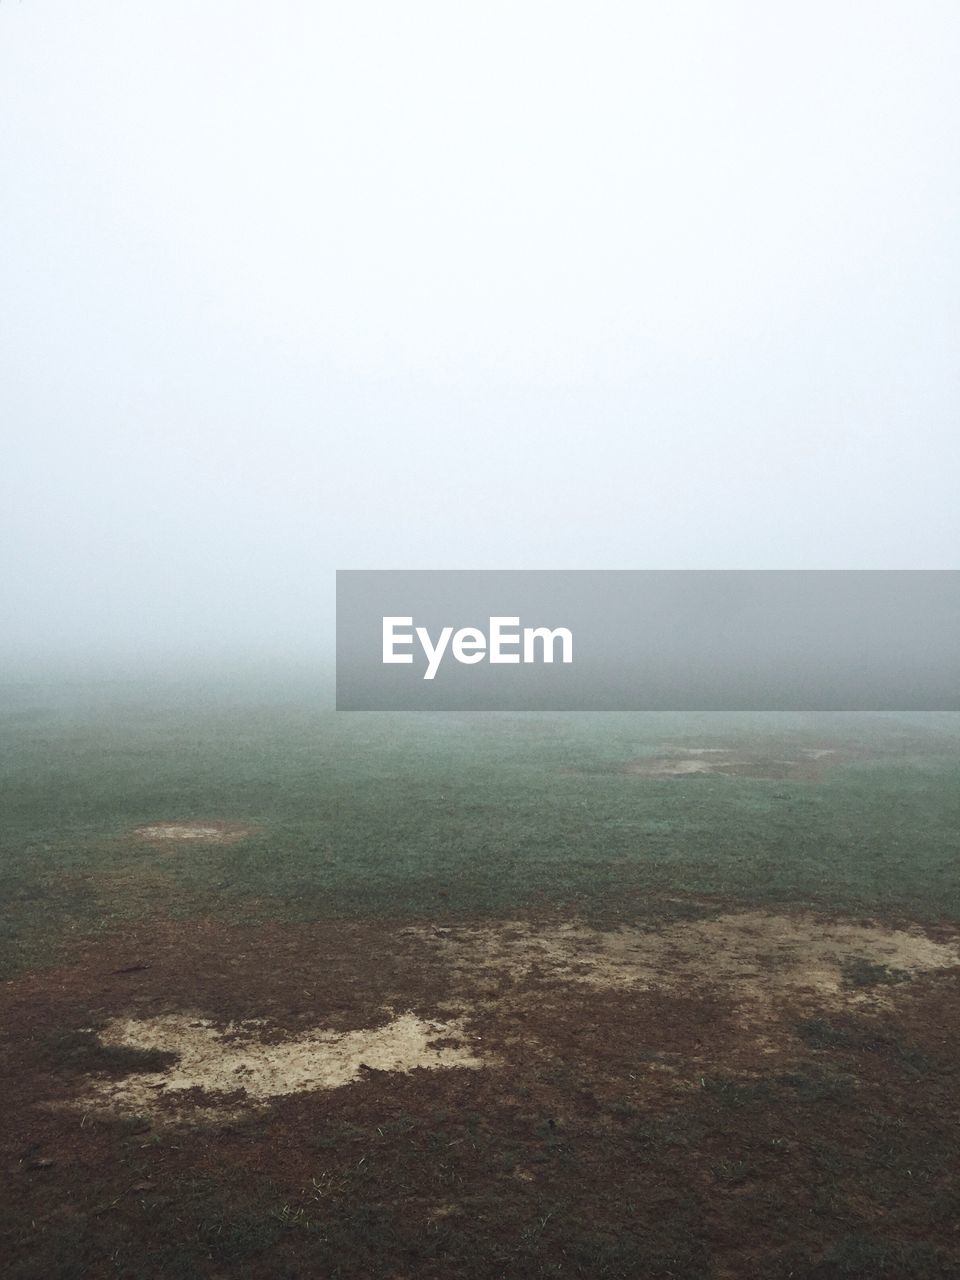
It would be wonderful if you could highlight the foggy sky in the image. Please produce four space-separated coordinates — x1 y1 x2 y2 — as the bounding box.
1 2 958 674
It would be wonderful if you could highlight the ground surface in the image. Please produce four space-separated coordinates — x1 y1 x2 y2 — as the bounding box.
1 681 959 1277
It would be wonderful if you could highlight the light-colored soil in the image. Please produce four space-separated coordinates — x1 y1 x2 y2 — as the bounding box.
626 745 846 779
77 1012 483 1118
414 912 959 1005
132 822 254 843
628 758 718 776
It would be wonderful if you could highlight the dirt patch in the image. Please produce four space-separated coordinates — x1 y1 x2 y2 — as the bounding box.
628 757 719 776
132 821 255 843
73 1010 484 1119
19 909 959 1112
412 912 960 1027
11 909 958 1128
625 745 846 780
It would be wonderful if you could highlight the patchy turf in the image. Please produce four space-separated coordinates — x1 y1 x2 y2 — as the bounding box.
3 685 960 1275
2 905 960 1276
409 911 959 1006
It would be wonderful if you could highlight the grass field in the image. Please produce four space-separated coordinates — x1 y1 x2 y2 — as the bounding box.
2 678 959 1278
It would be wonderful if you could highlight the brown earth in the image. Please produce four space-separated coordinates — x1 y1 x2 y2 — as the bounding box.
3 907 960 1278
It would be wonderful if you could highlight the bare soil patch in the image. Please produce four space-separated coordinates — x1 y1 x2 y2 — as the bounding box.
412 911 958 1004
76 1011 484 1119
131 821 255 843
13 908 956 1126
411 912 960 1073
625 745 846 780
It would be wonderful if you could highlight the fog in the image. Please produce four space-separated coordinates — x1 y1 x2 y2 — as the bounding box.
1 2 957 677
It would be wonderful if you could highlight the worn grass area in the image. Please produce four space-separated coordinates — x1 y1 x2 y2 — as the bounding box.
1 679 959 1277
3 913 959 1279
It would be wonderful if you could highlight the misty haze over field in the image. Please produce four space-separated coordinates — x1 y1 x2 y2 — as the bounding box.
1 2 958 677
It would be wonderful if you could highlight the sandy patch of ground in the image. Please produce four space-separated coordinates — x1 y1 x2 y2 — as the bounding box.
132 822 254 843
626 746 844 780
629 758 718 776
75 1011 484 1120
413 912 960 1015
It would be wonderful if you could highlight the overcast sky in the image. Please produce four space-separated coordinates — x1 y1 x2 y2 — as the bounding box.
1 2 957 672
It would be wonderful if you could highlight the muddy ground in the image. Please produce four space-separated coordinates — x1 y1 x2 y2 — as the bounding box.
3 904 960 1279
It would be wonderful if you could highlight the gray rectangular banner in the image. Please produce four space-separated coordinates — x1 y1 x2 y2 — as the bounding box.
336 571 960 711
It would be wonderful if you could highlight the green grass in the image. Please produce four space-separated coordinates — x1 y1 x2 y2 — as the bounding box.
1 676 959 974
